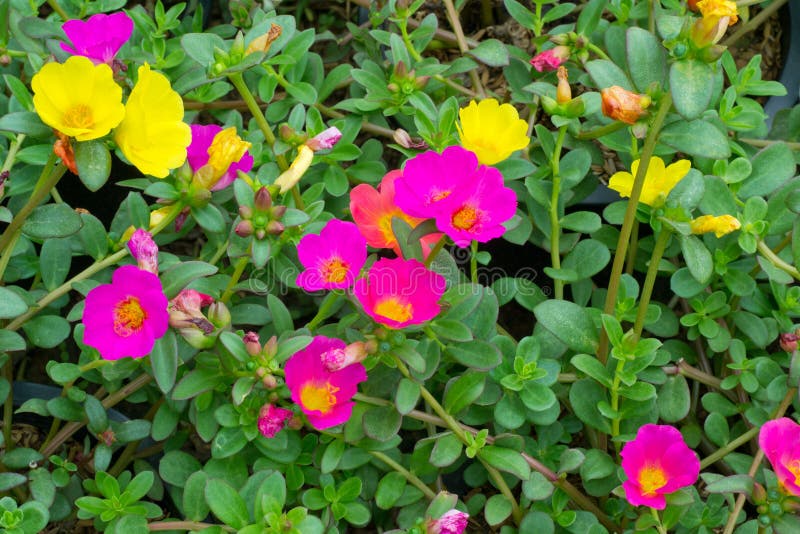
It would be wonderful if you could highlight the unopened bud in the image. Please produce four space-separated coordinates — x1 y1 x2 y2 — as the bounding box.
235 219 254 237
254 186 273 211
306 127 342 151
279 124 296 142
415 75 430 89
244 331 261 356
208 301 231 328
556 66 571 104
266 220 285 235
0 55 11 67
262 374 278 389
752 482 767 504
239 205 253 219
780 333 799 353
600 86 650 124
271 205 287 220
394 61 407 78
287 415 304 430
264 335 279 358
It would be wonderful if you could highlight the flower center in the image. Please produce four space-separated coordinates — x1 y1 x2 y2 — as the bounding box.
62 104 95 130
321 257 349 284
431 190 452 202
638 464 668 496
299 382 339 414
378 212 416 246
374 297 413 324
452 206 479 231
113 297 147 337
788 459 800 486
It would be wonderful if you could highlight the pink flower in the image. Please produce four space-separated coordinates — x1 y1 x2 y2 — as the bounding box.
434 163 517 247
284 336 367 430
320 341 371 372
759 418 800 496
394 146 477 219
187 124 254 191
620 424 700 509
257 404 294 438
306 126 342 151
60 12 134 65
81 265 169 360
127 229 158 274
296 219 367 291
353 258 446 329
427 509 469 534
529 46 570 72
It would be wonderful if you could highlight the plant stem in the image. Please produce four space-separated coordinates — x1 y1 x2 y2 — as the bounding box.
46 0 69 20
368 450 437 500
757 239 800 281
305 291 343 331
723 0 788 47
598 93 673 364
220 256 250 303
0 230 21 284
470 240 478 284
148 521 234 532
549 125 568 300
650 507 667 534
633 229 671 337
424 234 448 268
2 356 13 452
576 121 627 140
739 138 800 150
398 17 423 62
0 133 25 174
441 0 486 97
625 220 639 275
609 356 627 444
586 43 611 61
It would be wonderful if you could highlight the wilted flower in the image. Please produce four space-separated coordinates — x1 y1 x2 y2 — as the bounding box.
353 258 446 329
427 509 469 534
113 64 191 178
306 127 342 151
257 404 293 438
296 219 367 291
556 66 572 104
246 23 282 55
53 132 78 174
320 341 372 372
82 265 169 360
600 86 651 124
779 333 799 353
697 0 738 25
188 124 253 191
127 229 159 274
608 156 691 207
32 56 125 141
168 289 215 348
529 45 570 72
620 424 700 509
759 418 800 496
690 214 741 237
457 99 530 165
284 336 367 430
60 12 134 64
274 145 314 193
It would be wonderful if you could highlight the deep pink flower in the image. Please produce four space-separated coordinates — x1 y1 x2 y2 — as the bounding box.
187 124 254 191
284 336 367 430
296 219 367 292
353 258 446 329
60 12 134 64
81 265 169 360
434 164 517 247
257 404 294 438
394 146 477 219
127 229 158 274
529 46 570 72
759 418 800 496
427 509 469 534
620 424 700 509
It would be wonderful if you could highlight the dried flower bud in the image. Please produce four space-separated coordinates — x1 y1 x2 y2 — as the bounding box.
127 229 159 274
306 127 342 151
600 86 651 124
53 132 78 174
529 45 570 73
169 289 214 332
0 170 8 200
556 66 572 104
246 23 282 55
0 54 11 67
257 404 293 438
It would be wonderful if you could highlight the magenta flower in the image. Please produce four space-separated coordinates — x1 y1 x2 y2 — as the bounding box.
394 146 477 219
284 336 367 430
759 418 800 496
296 219 367 292
257 404 294 438
81 265 169 360
127 229 158 274
427 509 469 534
60 12 134 65
435 163 517 247
620 424 700 509
353 258 446 329
187 124 254 191
529 46 570 72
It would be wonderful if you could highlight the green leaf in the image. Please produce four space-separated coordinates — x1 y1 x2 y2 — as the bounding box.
40 238 72 291
173 368 222 400
571 354 612 387
78 213 108 260
267 294 293 332
0 111 52 138
659 120 731 160
657 375 690 422
627 27 666 93
4 75 34 111
444 372 485 415
2 447 43 469
704 474 753 495
321 439 345 474
160 261 218 299
375 472 406 510
569 379 611 433
0 472 27 491
485 494 513 526
205 478 249 529
738 142 796 199
431 319 472 342
585 59 632 91
560 211 601 233
362 405 401 441
150 331 178 393
561 239 610 280
160 450 202 488
478 446 531 481
23 315 70 348
285 82 318 106
22 203 83 239
181 32 226 67
183 471 210 521
533 300 598 354
191 203 225 233
519 381 557 411
680 235 713 284
75 140 112 191
0 287 28 319
395 378 420 415
669 60 713 119
576 0 605 35
445 340 502 370
468 39 509 67
430 432 463 467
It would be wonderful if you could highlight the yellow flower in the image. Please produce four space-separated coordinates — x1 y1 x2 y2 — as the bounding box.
697 0 738 25
207 127 251 181
690 214 741 237
274 145 314 193
608 156 691 207
457 99 529 165
113 64 191 178
32 56 125 141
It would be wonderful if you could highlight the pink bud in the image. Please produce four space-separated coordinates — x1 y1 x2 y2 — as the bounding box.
244 331 261 356
780 333 799 353
320 342 369 372
427 509 469 534
257 404 293 438
306 127 343 151
169 289 214 331
254 186 272 211
127 229 159 274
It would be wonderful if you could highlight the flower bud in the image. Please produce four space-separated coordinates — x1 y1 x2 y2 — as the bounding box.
266 220 285 235
600 86 651 124
262 374 278 389
780 333 799 353
169 289 215 332
529 45 570 72
263 335 279 358
257 404 293 438
54 132 78 174
271 205 287 220
273 144 315 194
556 66 572 104
127 229 159 274
235 220 254 237
239 205 253 220
254 186 273 211
0 54 11 67
305 127 342 151
752 482 767 504
320 341 370 372
208 301 231 328
427 509 469 534
243 331 262 356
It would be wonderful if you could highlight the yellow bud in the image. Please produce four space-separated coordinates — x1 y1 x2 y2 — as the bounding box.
273 145 314 193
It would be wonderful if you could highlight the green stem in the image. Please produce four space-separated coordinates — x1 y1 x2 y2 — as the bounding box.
368 450 437 500
625 220 639 275
632 230 671 337
575 121 627 140
149 521 234 532
739 138 800 150
722 0 788 47
647 0 655 34
0 133 25 174
0 154 65 254
586 43 611 61
650 507 667 534
470 240 478 284
424 234 448 268
757 239 800 281
609 357 627 444
305 291 343 331
549 125 567 300
2 356 13 452
398 18 423 62
46 0 69 20
0 230 21 284
220 256 249 303
598 93 673 364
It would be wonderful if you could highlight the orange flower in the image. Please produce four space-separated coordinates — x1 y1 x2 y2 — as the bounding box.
600 86 651 125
